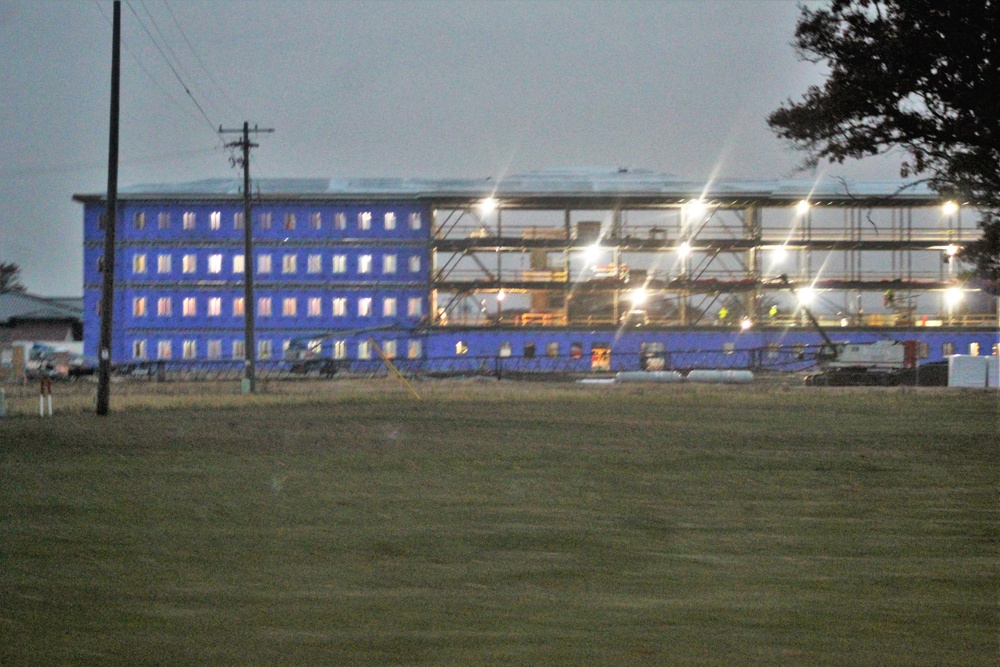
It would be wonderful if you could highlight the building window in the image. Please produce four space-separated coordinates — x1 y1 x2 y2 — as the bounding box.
382 254 396 274
310 212 322 230
132 340 147 359
970 342 980 356
183 211 196 229
233 297 244 316
234 212 244 229
307 254 322 274
524 342 536 358
208 254 223 274
382 297 397 317
258 340 272 359
182 340 197 360
282 254 297 274
332 254 347 274
358 340 371 360
133 297 147 317
158 254 172 274
283 213 296 230
258 212 272 229
207 339 222 359
359 297 373 317
409 212 421 230
332 297 347 316
132 253 147 274
333 340 347 359
382 340 397 359
182 297 197 317
384 212 396 230
943 342 955 356
456 341 468 355
409 255 421 273
97 256 104 273
232 340 245 359
258 254 272 274
182 254 196 274
358 255 372 274
157 340 172 360
210 211 221 230
134 212 145 229
157 297 172 316
282 297 297 316
359 212 372 230
546 341 559 357
208 297 222 317
233 255 244 274
307 297 322 316
499 342 512 358
334 212 346 230
158 212 170 229
407 297 422 317
258 297 272 317
408 340 422 359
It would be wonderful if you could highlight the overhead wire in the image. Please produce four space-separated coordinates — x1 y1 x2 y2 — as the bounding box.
123 0 219 137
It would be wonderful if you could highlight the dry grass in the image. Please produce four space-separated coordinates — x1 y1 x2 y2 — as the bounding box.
1 380 996 665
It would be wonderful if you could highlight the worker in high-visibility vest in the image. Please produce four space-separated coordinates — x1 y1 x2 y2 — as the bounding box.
718 306 729 324
769 304 779 320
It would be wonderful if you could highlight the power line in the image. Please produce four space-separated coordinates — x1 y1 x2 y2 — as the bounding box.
123 0 218 135
162 0 245 120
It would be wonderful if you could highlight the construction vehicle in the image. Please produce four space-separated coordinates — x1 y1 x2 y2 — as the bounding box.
777 276 941 386
283 323 420 375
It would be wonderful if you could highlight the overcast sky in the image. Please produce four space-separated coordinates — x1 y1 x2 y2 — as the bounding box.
0 0 906 296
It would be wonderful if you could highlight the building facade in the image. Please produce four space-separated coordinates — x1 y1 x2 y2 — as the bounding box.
76 170 997 372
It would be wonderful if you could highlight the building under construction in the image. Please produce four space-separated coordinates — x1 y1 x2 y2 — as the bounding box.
74 168 998 375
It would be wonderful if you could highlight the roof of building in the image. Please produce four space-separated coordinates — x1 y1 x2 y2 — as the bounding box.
0 292 83 324
73 167 946 208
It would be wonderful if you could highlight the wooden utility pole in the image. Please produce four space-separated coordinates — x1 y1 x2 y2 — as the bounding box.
96 0 121 416
219 122 273 393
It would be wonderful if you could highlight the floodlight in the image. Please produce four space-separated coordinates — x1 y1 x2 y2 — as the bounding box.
945 244 959 257
584 244 602 263
773 246 787 262
945 287 963 306
942 200 959 216
478 197 499 214
797 287 816 305
740 318 752 331
686 200 707 221
795 200 811 216
630 289 648 305
677 241 692 258
496 289 506 302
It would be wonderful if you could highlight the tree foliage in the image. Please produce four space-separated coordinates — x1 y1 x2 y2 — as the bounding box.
768 0 999 292
0 262 27 293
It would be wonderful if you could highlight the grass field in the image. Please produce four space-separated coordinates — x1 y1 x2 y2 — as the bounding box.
1 380 997 665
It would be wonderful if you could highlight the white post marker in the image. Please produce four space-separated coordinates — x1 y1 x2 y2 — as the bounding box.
39 377 53 417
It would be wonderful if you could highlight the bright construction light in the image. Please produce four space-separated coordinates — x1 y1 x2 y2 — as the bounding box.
797 287 816 305
795 200 811 216
945 244 959 257
630 289 648 305
740 318 752 331
478 197 499 214
942 200 959 216
677 241 692 258
686 200 707 221
773 246 787 262
584 244 602 263
496 289 506 302
945 287 963 306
